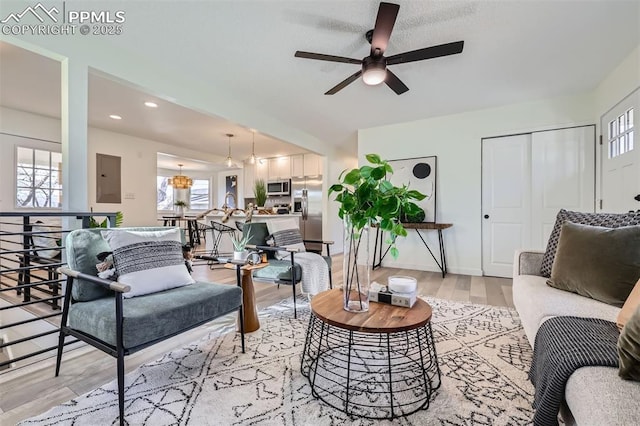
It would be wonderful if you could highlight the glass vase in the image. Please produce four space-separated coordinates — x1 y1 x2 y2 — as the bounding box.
343 215 370 312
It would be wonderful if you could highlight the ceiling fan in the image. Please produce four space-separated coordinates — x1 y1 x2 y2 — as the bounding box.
294 2 464 95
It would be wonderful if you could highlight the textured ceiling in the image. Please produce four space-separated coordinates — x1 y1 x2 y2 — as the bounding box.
1 0 639 160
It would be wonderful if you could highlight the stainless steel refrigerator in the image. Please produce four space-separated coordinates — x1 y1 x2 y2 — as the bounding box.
291 176 323 252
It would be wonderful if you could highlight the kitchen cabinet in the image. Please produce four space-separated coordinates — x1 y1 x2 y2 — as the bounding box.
243 161 255 198
291 154 304 178
268 156 291 180
255 159 269 182
303 153 322 177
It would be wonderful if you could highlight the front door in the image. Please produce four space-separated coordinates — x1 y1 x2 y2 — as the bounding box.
601 89 639 213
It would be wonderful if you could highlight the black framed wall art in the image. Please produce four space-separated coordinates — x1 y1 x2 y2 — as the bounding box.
388 156 437 223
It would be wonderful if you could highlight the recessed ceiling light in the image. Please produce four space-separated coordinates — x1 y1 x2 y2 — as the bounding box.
109 114 122 120
144 101 158 108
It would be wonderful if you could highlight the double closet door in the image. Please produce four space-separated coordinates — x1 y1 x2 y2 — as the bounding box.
482 126 595 277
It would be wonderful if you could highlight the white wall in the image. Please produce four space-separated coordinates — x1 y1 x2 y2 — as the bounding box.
324 144 358 254
359 93 595 276
1 36 355 250
0 107 61 213
594 45 640 118
357 44 640 276
0 106 232 226
88 127 157 226
90 129 232 225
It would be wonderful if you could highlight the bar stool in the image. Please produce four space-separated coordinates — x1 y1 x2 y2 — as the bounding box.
209 221 237 258
185 218 201 246
162 216 179 226
196 221 211 244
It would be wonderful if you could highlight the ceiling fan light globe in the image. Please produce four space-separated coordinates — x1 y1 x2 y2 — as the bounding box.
363 68 386 85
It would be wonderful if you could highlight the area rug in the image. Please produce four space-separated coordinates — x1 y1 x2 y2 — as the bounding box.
20 297 535 425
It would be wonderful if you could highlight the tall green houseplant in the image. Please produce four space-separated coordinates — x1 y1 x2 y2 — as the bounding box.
254 178 267 207
329 154 426 312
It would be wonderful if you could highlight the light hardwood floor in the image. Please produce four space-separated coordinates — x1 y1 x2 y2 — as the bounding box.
0 256 512 425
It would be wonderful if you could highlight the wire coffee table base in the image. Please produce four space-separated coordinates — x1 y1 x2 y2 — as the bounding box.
301 313 441 419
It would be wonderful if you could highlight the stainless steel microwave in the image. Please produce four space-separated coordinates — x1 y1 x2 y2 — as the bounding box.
267 179 291 196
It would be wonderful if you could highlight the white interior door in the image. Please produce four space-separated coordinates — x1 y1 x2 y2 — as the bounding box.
482 134 532 278
601 89 639 213
482 126 596 278
531 126 595 248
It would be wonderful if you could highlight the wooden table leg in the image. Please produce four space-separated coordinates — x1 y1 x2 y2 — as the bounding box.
238 270 260 332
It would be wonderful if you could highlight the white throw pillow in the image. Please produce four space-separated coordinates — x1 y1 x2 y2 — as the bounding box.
101 228 195 298
266 218 306 260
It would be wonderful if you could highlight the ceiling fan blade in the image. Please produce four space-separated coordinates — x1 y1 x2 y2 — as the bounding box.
370 2 400 56
295 51 361 64
325 70 363 95
386 40 464 65
384 69 409 95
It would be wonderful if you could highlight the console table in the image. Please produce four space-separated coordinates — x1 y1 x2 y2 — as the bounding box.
373 222 452 278
301 289 441 419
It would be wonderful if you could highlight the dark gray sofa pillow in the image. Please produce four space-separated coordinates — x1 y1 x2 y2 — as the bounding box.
618 305 640 381
541 209 640 278
546 222 640 307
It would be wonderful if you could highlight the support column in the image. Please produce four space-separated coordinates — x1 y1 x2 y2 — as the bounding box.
60 58 89 212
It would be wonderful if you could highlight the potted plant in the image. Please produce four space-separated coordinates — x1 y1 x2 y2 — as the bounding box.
329 154 426 312
230 229 252 261
174 200 188 216
89 211 124 228
254 178 267 208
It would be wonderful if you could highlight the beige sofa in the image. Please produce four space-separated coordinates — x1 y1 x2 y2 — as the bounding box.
512 249 640 425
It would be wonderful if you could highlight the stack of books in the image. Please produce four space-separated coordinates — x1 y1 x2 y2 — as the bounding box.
369 276 417 308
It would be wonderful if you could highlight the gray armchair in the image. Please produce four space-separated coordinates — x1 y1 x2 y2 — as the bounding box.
55 227 244 426
242 222 333 318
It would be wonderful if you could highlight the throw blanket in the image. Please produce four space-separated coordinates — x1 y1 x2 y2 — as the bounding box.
294 252 329 296
528 316 619 426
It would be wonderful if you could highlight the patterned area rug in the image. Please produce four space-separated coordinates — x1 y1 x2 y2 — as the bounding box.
20 297 535 425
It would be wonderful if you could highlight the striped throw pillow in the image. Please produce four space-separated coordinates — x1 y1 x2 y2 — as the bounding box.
101 228 195 298
267 218 306 260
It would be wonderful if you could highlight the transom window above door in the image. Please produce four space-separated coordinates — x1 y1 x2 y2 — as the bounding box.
608 108 634 159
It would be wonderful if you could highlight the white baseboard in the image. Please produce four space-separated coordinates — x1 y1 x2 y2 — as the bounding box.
374 260 483 277
330 251 483 277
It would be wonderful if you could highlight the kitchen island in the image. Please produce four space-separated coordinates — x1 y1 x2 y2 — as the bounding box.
205 212 301 255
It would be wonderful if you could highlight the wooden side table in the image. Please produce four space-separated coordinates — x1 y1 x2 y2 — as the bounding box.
224 262 268 332
301 289 441 419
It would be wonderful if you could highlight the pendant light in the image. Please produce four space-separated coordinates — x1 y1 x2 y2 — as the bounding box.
249 131 256 164
168 164 192 189
225 133 234 168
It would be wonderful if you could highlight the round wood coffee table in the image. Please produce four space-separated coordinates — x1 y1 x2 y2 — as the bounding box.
301 289 441 419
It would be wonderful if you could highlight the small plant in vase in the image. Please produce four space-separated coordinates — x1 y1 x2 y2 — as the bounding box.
329 154 426 312
174 200 188 216
230 229 252 261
